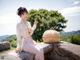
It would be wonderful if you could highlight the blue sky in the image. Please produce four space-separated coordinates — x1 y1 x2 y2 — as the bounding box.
0 0 80 36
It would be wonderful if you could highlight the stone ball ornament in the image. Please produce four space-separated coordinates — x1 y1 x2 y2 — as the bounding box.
42 30 60 43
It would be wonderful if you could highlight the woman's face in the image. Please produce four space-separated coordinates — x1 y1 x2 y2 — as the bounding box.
20 12 28 21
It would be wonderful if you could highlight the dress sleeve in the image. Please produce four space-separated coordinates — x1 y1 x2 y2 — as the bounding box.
27 22 37 35
16 23 23 49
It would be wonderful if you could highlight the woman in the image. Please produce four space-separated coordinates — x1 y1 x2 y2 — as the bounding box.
16 7 44 60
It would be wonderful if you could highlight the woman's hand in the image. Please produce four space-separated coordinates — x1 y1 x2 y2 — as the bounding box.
28 28 33 35
34 20 38 25
15 47 22 53
33 40 37 45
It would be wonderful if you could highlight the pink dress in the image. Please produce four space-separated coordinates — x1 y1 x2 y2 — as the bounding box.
16 21 44 60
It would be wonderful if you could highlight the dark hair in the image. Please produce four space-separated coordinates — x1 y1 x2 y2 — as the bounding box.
17 7 28 16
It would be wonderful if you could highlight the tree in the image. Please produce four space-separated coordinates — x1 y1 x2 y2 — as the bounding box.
28 9 67 41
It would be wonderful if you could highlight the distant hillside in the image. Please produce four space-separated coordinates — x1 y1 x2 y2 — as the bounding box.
0 35 10 42
0 30 80 42
5 35 16 41
61 30 80 36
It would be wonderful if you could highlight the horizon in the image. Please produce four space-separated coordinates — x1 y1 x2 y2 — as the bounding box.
0 30 80 36
0 0 80 36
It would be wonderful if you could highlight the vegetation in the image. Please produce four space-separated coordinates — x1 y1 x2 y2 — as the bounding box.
61 32 80 45
1 9 68 49
71 35 80 45
5 35 17 48
1 9 80 53
28 9 67 41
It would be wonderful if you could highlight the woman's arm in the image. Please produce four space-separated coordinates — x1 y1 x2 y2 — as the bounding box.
16 23 23 52
32 20 38 31
27 21 38 36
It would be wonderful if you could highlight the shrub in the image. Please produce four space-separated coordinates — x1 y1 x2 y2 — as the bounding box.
71 35 80 45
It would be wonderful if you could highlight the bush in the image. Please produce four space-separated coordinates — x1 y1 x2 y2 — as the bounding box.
6 35 17 48
10 39 17 48
71 35 80 45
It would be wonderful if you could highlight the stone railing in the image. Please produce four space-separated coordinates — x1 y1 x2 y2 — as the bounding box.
0 42 80 60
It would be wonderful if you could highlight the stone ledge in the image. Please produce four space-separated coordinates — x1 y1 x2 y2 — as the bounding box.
3 43 53 60
45 42 80 60
60 42 80 60
0 41 10 51
0 42 80 60
60 42 80 57
7 51 35 60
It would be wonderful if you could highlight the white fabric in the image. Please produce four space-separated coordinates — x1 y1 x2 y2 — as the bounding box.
16 21 44 60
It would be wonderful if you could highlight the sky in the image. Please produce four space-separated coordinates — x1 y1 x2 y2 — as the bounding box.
0 0 80 36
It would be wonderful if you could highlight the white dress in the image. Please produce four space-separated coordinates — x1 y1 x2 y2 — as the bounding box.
16 21 44 60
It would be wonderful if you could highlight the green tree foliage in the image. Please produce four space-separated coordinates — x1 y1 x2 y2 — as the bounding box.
28 9 67 41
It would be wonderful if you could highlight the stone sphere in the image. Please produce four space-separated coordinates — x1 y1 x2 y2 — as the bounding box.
42 30 60 43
